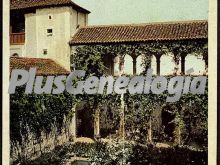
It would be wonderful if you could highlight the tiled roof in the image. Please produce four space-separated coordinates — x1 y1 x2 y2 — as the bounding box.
10 57 70 76
10 0 90 13
70 20 208 45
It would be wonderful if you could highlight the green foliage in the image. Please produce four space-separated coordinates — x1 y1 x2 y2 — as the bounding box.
10 87 75 145
129 144 207 165
72 43 208 146
91 140 133 165
15 145 71 165
20 139 207 165
11 41 208 164
179 91 208 146
91 141 207 165
68 142 95 157
72 41 207 74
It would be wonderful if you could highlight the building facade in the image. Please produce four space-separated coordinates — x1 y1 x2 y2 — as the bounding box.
10 0 90 70
9 0 208 160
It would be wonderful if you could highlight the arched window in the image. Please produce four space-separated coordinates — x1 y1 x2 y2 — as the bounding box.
151 55 157 75
185 54 206 75
11 53 19 57
123 55 133 75
102 54 114 75
160 53 176 75
136 55 145 75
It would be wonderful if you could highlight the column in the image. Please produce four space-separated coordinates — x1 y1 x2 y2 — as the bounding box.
172 53 181 75
174 111 181 145
69 104 77 142
119 56 125 140
133 57 137 75
119 97 125 140
111 57 114 75
119 56 125 75
147 116 152 143
205 60 208 74
174 124 181 145
181 54 186 75
156 55 161 75
203 51 208 74
94 107 100 138
113 56 120 76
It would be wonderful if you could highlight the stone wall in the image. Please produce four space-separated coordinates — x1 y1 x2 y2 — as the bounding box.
10 118 75 163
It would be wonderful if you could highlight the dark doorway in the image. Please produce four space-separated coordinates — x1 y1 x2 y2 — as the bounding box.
161 105 176 140
100 106 119 138
76 107 94 138
102 54 114 75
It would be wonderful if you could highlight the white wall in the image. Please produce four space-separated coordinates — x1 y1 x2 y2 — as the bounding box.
10 45 25 57
25 13 37 57
123 55 133 75
160 53 179 75
36 7 72 70
78 12 87 27
136 55 144 75
24 7 88 70
185 54 206 75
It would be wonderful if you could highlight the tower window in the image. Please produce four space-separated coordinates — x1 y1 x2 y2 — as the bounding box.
11 53 19 57
48 14 53 20
43 49 48 55
47 28 53 36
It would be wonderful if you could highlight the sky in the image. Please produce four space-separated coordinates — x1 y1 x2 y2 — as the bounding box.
74 0 208 25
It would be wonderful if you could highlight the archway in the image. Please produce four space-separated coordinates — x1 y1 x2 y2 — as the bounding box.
160 53 177 75
102 54 114 75
185 54 206 75
100 105 120 138
136 55 144 75
76 106 94 138
123 55 133 75
151 55 157 75
161 105 176 140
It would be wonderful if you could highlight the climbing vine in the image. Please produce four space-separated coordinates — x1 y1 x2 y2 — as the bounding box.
10 40 208 163
72 41 208 146
10 86 77 150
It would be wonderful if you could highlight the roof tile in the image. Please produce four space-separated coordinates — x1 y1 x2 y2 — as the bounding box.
10 0 90 13
70 20 208 45
10 57 70 76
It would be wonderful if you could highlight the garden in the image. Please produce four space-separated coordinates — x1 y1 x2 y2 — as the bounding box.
10 42 208 164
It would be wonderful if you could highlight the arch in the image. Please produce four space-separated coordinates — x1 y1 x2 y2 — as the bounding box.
123 55 133 75
136 55 145 75
100 105 119 138
11 53 19 57
185 54 206 75
160 53 177 75
161 105 176 140
102 54 114 75
76 104 94 138
151 55 157 75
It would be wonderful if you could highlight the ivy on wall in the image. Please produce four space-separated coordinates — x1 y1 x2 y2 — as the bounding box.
10 40 208 161
71 41 208 146
10 87 76 146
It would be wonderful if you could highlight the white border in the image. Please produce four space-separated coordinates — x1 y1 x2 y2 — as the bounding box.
208 0 217 164
3 0 10 164
2 0 217 164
